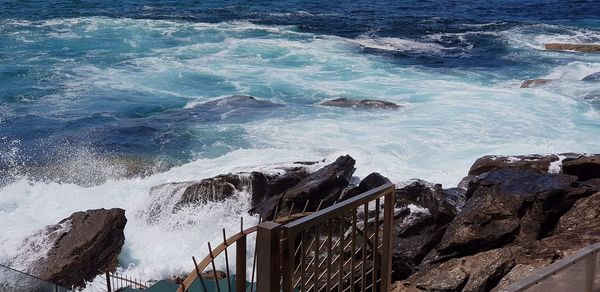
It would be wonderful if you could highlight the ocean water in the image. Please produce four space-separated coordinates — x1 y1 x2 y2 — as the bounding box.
1 0 599 288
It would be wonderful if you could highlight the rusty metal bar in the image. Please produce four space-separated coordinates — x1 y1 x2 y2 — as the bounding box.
222 229 232 292
236 236 246 292
105 270 112 292
350 208 357 292
208 242 222 292
256 221 282 292
192 256 209 292
372 198 380 292
380 191 395 292
361 203 368 292
326 219 333 292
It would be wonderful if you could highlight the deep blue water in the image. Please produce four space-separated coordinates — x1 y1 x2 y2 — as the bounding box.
1 0 599 182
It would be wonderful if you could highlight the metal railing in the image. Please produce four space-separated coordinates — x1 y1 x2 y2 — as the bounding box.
503 242 600 292
0 263 72 292
101 270 150 292
257 183 396 292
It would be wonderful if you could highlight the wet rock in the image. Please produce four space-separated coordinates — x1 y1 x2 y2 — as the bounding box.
582 72 600 81
174 174 250 209
321 98 402 110
410 248 515 292
561 154 600 181
12 209 127 289
251 155 356 219
433 169 577 259
520 79 554 88
468 154 563 175
200 270 227 280
544 43 600 53
339 172 391 201
391 181 466 279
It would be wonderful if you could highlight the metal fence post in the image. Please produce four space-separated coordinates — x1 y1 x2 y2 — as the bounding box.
105 270 112 292
381 189 395 292
256 221 281 292
236 235 247 292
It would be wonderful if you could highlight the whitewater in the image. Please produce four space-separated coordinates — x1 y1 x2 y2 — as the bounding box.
0 14 599 290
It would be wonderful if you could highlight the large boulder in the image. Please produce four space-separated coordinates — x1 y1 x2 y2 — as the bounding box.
561 154 600 181
11 209 127 289
432 169 578 260
339 172 391 201
544 43 600 53
321 98 402 110
467 154 567 175
251 155 356 219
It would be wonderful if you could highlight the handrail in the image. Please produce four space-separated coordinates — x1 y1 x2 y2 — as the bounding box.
285 183 395 232
177 212 316 292
503 241 600 291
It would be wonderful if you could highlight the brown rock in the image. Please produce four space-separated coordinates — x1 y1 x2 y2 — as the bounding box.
251 155 356 218
562 154 600 181
544 43 600 53
411 248 515 292
321 98 402 110
12 209 127 289
520 79 554 88
467 154 562 175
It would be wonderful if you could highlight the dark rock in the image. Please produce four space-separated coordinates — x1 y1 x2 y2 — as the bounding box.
251 155 356 219
200 270 226 280
582 72 600 81
468 154 562 175
396 181 466 224
433 169 578 259
544 43 600 53
562 154 600 181
555 191 600 234
339 172 391 201
520 79 554 88
13 209 127 289
321 98 402 110
457 175 477 190
174 174 250 209
409 248 515 292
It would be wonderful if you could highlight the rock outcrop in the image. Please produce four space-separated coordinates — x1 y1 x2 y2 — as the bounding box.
250 155 356 218
321 98 402 110
339 172 391 201
582 72 600 81
544 43 600 53
561 154 600 181
520 79 554 88
12 209 127 289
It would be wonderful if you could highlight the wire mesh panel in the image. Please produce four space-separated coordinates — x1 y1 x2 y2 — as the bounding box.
279 183 395 292
0 264 72 292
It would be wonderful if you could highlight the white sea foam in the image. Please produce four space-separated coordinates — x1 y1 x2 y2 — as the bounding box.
348 37 446 54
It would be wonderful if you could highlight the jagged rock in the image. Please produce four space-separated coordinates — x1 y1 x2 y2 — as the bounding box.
339 172 391 201
562 154 600 181
433 169 578 260
321 98 402 110
555 191 600 234
468 154 564 175
409 248 515 292
544 43 600 53
251 155 356 219
582 72 600 81
491 260 551 292
520 79 554 88
174 174 250 209
11 209 126 289
391 181 466 279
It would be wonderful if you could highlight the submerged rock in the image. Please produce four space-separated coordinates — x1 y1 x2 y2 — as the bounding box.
520 79 554 88
11 209 127 289
582 72 600 81
321 98 402 110
251 155 356 218
544 43 600 53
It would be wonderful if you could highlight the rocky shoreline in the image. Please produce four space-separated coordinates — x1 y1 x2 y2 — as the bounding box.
8 152 599 291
